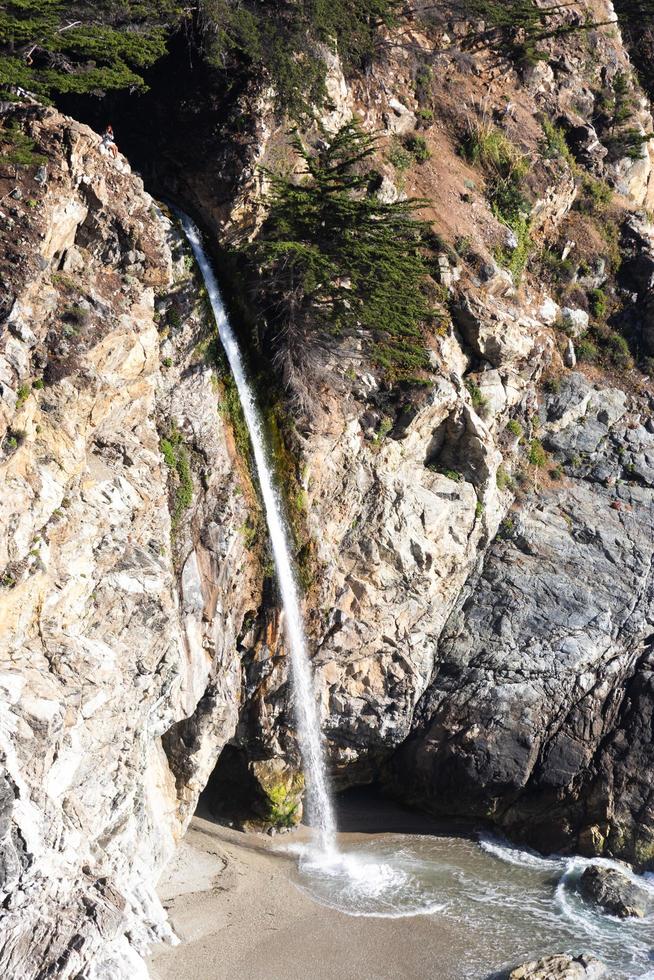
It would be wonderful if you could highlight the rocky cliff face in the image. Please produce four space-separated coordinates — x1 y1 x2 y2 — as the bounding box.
3 1 654 976
209 0 654 871
0 104 258 977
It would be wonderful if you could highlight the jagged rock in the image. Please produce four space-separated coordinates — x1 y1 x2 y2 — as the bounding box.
384 97 417 135
577 864 648 918
508 953 607 979
566 123 608 171
539 296 560 326
560 307 589 337
0 104 256 979
391 373 654 864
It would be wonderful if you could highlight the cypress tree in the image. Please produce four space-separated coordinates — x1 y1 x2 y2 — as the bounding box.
246 122 435 392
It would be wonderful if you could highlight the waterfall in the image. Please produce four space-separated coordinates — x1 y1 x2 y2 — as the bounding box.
178 212 337 854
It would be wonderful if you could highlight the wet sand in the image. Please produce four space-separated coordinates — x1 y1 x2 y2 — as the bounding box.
147 811 471 980
147 795 654 980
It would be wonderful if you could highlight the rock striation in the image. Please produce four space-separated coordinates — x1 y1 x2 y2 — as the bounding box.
3 2 654 975
0 104 257 978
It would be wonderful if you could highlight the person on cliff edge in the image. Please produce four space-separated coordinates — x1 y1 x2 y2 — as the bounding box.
100 125 118 159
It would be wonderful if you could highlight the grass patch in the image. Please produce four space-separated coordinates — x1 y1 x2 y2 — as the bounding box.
160 425 193 530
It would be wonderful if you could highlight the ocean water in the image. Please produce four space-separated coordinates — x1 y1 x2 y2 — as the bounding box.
284 794 654 979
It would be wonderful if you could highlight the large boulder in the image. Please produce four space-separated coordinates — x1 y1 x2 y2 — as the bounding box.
508 953 607 979
577 864 649 918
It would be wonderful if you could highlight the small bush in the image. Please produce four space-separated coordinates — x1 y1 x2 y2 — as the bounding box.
496 465 513 490
404 133 431 163
465 378 488 413
507 419 523 438
499 515 515 538
160 426 193 529
541 119 574 166
577 177 612 216
577 338 599 362
588 288 608 319
607 333 634 369
528 439 547 468
16 384 30 408
388 139 413 170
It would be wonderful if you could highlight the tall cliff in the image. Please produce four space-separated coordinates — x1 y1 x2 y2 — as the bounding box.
2 1 654 976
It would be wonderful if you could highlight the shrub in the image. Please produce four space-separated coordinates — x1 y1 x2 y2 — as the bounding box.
541 119 574 166
607 333 634 369
496 465 513 490
160 425 193 529
388 139 413 170
577 338 599 362
15 383 30 407
465 378 488 413
588 288 608 319
507 418 523 438
462 115 533 281
0 123 46 175
528 438 547 468
404 133 431 163
576 177 613 215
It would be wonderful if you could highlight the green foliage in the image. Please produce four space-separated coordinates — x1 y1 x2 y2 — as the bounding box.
0 1 178 99
465 378 488 413
606 331 633 369
200 0 400 117
15 383 30 407
499 515 515 538
160 424 193 529
387 137 413 170
246 122 434 386
528 438 547 468
540 247 575 283
541 118 574 166
462 117 533 281
598 69 653 161
442 468 462 482
576 337 599 362
588 287 608 319
404 133 430 163
507 418 523 438
496 213 533 283
463 0 615 67
219 372 251 462
0 121 46 172
496 465 513 490
576 176 613 215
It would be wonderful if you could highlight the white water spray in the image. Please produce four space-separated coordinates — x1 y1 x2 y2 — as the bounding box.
179 213 336 853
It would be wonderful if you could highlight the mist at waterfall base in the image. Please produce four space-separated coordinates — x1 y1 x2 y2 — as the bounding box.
181 216 654 977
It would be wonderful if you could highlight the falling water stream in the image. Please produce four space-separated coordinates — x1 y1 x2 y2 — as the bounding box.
180 215 654 976
179 213 337 854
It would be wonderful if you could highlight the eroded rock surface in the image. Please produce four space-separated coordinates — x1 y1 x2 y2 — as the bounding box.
0 104 257 978
578 864 649 918
507 952 607 980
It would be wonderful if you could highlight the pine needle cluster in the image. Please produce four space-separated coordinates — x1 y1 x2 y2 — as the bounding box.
245 122 434 404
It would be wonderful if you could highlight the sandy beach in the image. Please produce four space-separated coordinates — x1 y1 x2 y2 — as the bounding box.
147 809 472 980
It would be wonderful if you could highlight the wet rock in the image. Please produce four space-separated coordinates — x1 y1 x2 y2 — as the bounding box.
578 865 648 918
508 952 607 979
